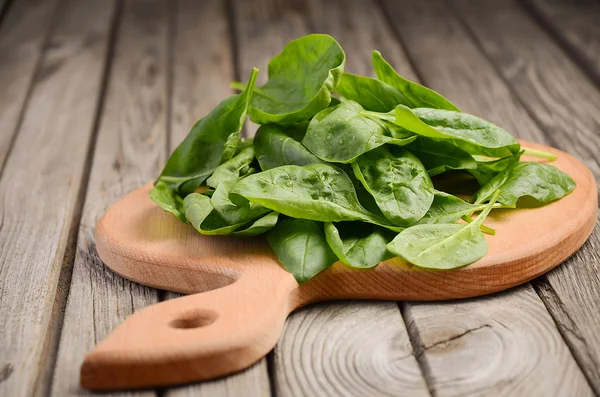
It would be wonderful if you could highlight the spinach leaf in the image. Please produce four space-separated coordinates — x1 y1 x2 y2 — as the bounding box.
206 146 256 188
229 163 401 230
149 180 187 223
372 50 460 111
233 212 280 237
352 146 434 226
302 101 416 163
406 137 476 176
254 124 321 170
387 190 500 270
469 150 523 187
183 193 246 235
324 222 395 268
417 191 500 225
475 162 576 205
267 219 338 283
157 68 258 195
211 180 270 225
244 34 345 125
366 106 520 158
335 72 411 112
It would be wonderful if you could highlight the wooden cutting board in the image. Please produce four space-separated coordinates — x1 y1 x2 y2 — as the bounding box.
81 140 597 390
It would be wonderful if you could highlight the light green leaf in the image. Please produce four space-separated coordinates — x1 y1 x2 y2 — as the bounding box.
149 180 187 223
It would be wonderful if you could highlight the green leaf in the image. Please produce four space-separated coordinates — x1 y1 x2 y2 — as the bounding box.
183 193 245 235
352 146 434 226
206 146 256 188
232 212 280 237
157 68 258 195
336 72 411 112
324 222 395 268
229 163 402 230
302 101 416 163
246 34 345 125
267 219 338 283
366 106 520 158
254 124 321 170
211 180 270 225
406 137 476 176
387 190 500 270
469 150 523 187
475 162 576 205
149 180 187 223
372 50 460 111
417 191 492 225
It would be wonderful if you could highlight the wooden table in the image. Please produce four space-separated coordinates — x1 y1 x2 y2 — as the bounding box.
1 0 599 396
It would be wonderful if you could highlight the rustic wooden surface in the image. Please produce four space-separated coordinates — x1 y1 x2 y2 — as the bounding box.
0 0 599 396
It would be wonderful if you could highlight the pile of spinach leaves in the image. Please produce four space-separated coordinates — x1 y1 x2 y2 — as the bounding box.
151 34 576 283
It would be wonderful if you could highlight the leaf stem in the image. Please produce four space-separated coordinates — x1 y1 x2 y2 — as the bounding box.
522 147 557 161
230 81 247 91
461 215 496 235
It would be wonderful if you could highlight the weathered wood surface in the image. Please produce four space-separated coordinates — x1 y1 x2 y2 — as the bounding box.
231 0 430 395
452 0 600 392
0 0 599 396
380 0 594 395
0 0 59 173
0 1 116 396
523 0 600 86
49 0 166 396
165 0 270 395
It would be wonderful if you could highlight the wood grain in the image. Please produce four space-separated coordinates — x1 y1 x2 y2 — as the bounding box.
523 0 600 86
451 0 600 391
164 1 271 395
49 1 166 396
0 1 116 396
230 0 429 395
0 0 59 174
380 0 595 395
273 301 428 397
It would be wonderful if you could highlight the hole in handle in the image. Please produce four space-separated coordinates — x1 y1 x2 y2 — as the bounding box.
170 310 218 329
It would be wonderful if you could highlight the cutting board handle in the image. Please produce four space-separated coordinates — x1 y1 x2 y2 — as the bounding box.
80 268 296 390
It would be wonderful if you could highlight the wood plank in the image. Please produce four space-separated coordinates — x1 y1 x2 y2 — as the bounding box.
164 1 271 395
451 0 600 392
231 1 429 396
379 0 594 395
0 0 60 174
0 1 116 396
523 0 600 86
49 0 167 396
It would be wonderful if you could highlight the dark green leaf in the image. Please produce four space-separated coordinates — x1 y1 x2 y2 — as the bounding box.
393 106 521 157
469 151 522 187
302 101 416 163
336 72 411 112
211 180 270 225
352 146 434 226
229 163 401 230
324 222 395 268
157 68 258 195
417 191 490 225
406 137 476 177
372 50 460 111
246 34 345 125
475 162 576 205
267 219 338 283
254 124 321 170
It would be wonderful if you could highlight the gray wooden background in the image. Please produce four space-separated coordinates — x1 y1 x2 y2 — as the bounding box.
0 0 599 396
